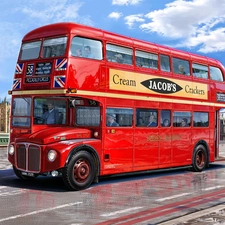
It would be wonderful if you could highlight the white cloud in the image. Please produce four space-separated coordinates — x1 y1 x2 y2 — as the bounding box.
138 0 225 53
124 14 145 28
20 0 83 23
108 12 123 20
185 28 225 53
112 0 142 6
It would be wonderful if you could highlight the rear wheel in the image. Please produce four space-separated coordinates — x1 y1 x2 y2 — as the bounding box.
13 166 38 180
192 145 208 172
62 151 95 191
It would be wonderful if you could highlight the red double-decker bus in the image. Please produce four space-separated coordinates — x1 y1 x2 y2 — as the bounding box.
8 22 225 190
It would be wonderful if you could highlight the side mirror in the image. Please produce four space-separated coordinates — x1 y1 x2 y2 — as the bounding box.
69 99 76 108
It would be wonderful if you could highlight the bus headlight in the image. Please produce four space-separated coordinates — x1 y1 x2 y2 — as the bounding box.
8 145 15 155
48 150 57 162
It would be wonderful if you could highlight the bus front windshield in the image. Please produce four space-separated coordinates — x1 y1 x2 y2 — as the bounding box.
19 37 67 60
20 41 41 60
34 98 66 125
12 97 31 127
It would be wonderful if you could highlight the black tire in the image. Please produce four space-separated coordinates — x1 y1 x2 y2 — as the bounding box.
62 151 95 191
192 145 208 172
13 166 38 180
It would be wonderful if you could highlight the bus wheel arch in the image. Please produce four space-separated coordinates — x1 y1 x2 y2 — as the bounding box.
63 146 100 191
192 142 209 172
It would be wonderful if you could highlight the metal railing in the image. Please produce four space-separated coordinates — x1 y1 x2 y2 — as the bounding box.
0 133 9 146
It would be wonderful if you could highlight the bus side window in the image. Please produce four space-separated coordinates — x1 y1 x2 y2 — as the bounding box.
106 108 133 127
160 54 171 72
136 50 158 69
106 44 133 65
136 56 143 67
193 112 209 127
70 37 103 60
210 66 224 82
173 111 191 127
136 109 158 127
192 63 208 79
172 58 190 76
161 110 171 127
106 50 114 62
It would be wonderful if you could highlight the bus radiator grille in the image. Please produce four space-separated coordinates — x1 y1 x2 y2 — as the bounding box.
16 144 41 172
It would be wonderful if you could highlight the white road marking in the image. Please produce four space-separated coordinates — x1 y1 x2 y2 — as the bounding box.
0 189 26 196
0 186 7 189
101 207 143 217
0 202 83 222
156 193 191 202
158 204 225 225
202 185 224 191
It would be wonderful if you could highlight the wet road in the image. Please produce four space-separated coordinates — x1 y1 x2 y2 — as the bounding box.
1 147 225 224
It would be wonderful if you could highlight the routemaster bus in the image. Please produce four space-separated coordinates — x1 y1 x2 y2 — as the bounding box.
8 22 225 191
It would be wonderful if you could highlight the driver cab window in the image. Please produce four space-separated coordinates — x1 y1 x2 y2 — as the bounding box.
34 98 66 125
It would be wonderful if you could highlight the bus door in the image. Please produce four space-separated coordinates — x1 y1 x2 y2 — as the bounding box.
217 109 225 159
103 108 134 173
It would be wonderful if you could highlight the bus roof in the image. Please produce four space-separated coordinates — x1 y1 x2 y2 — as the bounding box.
23 22 224 68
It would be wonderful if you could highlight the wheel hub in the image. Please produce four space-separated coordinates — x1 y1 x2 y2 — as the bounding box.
74 160 90 181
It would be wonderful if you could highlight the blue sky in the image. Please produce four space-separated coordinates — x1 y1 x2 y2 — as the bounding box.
1 0 225 101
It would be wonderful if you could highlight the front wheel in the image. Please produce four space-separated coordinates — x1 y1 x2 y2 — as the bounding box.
192 145 208 172
62 151 95 191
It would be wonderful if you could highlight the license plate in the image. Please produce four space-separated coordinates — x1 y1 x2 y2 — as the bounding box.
21 172 35 177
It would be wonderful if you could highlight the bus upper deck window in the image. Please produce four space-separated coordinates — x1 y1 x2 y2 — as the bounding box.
42 37 67 58
20 41 41 60
192 63 208 79
160 55 171 72
71 37 103 60
210 66 224 82
106 44 133 65
135 50 158 69
173 58 190 76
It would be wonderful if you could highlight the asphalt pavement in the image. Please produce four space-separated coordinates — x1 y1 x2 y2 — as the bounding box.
0 146 12 170
2 145 225 224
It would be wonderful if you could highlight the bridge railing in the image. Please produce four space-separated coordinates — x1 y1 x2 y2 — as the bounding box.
0 133 9 147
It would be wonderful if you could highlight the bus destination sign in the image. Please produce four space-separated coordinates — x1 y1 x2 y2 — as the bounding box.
25 76 50 83
25 62 51 83
35 62 52 75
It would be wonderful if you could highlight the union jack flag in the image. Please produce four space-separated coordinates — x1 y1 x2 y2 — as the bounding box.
15 63 24 74
13 78 21 90
55 58 67 71
54 75 66 88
